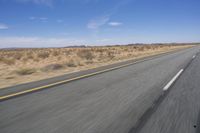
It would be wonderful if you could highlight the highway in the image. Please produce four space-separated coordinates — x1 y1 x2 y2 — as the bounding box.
0 46 200 133
136 49 200 133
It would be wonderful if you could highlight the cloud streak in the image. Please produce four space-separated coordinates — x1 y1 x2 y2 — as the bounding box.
87 15 110 29
87 0 131 30
108 22 122 26
29 17 48 22
0 23 8 30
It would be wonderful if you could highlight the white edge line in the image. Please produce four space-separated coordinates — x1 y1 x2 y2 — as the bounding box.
163 69 184 91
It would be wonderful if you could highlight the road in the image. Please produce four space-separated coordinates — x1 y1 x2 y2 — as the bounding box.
136 49 200 133
0 46 200 133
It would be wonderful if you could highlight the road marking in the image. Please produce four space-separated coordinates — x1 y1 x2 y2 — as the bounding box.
0 47 191 101
163 69 184 91
193 55 196 59
0 55 161 101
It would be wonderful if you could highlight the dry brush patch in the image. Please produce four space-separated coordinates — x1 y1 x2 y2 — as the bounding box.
0 44 194 88
15 68 36 75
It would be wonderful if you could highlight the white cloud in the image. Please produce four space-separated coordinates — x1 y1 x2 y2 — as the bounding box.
87 0 131 30
0 37 86 48
29 17 48 22
87 15 110 29
0 23 8 30
108 22 122 26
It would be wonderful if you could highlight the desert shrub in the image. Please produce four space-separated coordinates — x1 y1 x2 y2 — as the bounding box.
66 59 77 67
138 46 145 51
77 61 84 66
3 52 13 58
123 48 129 52
22 57 28 62
41 64 64 71
99 51 104 57
15 68 36 75
132 46 138 49
52 50 60 56
5 76 15 79
0 58 15 65
57 56 61 61
96 49 104 53
144 45 152 50
107 51 115 59
13 53 23 60
85 60 93 64
77 50 94 60
33 58 40 62
26 52 34 60
37 52 49 59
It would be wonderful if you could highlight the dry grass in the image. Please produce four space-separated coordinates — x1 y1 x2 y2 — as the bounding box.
0 44 195 88
41 64 64 72
77 50 95 60
15 68 36 75
0 58 16 65
65 59 77 67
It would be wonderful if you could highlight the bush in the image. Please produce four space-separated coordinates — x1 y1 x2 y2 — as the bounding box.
138 46 145 51
41 64 64 71
0 58 15 65
13 53 23 60
26 52 34 60
52 51 59 56
77 50 94 60
85 60 93 64
107 51 115 59
66 60 77 67
37 52 49 59
15 68 36 75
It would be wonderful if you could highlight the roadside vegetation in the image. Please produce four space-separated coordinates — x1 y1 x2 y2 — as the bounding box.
0 44 195 88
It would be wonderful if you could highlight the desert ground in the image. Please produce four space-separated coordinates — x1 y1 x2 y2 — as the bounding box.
0 44 194 88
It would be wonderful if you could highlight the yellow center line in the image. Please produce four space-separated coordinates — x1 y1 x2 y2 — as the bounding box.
0 57 155 101
0 48 190 101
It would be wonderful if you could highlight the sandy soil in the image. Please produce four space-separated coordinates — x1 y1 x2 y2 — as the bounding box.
0 45 194 88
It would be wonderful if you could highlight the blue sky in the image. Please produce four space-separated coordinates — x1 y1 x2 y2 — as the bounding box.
0 0 199 48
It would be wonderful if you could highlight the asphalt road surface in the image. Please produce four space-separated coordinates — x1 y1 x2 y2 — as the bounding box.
137 48 200 133
0 46 200 133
